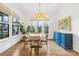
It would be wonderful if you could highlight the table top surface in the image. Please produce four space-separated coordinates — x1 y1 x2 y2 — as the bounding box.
29 33 46 41
30 33 40 36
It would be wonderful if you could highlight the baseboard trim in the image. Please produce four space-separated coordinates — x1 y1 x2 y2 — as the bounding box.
73 50 79 54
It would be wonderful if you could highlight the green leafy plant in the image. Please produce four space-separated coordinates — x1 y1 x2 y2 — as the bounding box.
19 22 35 35
26 25 35 33
26 25 30 33
18 22 26 34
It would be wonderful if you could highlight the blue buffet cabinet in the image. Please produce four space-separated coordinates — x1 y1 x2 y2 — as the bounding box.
53 32 73 50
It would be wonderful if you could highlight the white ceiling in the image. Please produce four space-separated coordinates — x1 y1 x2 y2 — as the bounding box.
4 3 63 18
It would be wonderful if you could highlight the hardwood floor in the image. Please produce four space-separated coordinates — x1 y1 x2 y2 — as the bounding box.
0 40 79 56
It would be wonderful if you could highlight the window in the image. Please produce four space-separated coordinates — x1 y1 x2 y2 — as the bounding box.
0 12 9 39
12 17 19 35
37 26 42 33
44 21 49 34
29 20 49 34
37 21 43 33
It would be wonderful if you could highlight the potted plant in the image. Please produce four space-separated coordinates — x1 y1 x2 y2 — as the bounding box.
19 22 35 40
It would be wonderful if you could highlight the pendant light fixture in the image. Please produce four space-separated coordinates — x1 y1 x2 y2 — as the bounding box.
34 3 46 20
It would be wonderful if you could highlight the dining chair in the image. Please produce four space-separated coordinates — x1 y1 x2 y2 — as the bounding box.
30 36 42 56
40 33 48 45
23 35 31 47
40 33 48 54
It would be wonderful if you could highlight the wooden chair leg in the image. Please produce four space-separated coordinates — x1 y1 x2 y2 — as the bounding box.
46 43 48 55
30 48 32 56
24 42 26 47
24 41 28 47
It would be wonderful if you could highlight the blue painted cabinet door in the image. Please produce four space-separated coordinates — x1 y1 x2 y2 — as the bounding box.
53 32 60 44
55 32 59 43
58 33 61 45
61 33 65 48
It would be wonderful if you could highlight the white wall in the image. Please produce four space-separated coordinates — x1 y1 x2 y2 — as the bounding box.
0 35 20 53
57 3 79 53
49 15 57 39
